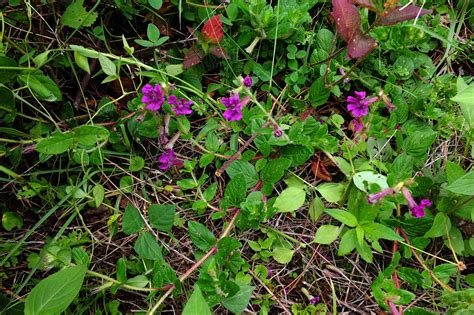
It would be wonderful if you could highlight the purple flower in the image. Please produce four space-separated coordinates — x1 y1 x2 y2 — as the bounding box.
309 296 320 304
158 149 181 170
402 187 431 218
142 83 165 112
273 124 283 137
221 93 249 121
243 75 253 88
168 95 193 115
347 91 378 118
267 268 273 278
367 188 395 204
351 119 364 132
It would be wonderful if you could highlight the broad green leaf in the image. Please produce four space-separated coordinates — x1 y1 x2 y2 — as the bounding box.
129 156 145 172
451 80 474 128
125 275 148 288
74 125 110 146
188 221 216 251
338 228 357 255
274 187 306 213
98 54 116 76
148 204 176 233
316 183 345 203
119 176 133 193
324 209 357 227
314 225 340 244
445 161 465 185
309 77 330 107
2 211 23 231
134 232 162 260
446 172 474 195
309 196 325 222
424 212 451 238
147 23 160 42
74 51 90 73
222 285 255 314
92 184 104 208
122 203 144 235
183 285 212 315
60 0 98 29
272 246 294 264
260 158 292 184
36 133 74 155
353 171 388 193
224 173 247 205
148 0 163 10
25 264 87 315
19 71 62 102
226 160 258 189
362 223 403 241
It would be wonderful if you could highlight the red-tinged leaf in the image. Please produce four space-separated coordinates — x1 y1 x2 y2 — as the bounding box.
351 0 376 11
347 31 377 59
379 5 432 26
311 157 332 182
332 0 361 42
209 45 229 59
183 46 204 69
202 14 223 44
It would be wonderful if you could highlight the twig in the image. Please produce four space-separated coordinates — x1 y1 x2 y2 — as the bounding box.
147 209 241 314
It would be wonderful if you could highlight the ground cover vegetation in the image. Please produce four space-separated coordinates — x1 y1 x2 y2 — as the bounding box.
0 0 473 314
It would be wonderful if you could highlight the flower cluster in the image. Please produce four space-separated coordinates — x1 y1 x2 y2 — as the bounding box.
367 186 432 218
346 91 378 132
158 149 182 171
221 93 250 121
141 83 193 116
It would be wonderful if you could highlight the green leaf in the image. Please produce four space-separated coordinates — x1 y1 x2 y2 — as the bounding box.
451 80 474 128
314 225 340 244
92 184 104 208
260 158 292 184
2 211 23 231
119 176 133 193
446 172 474 195
309 196 325 222
274 187 306 213
134 231 162 260
182 285 212 315
122 203 144 235
36 133 74 155
224 173 247 205
25 264 87 315
403 131 437 160
353 171 388 193
272 246 294 264
362 223 403 241
148 204 176 233
424 212 451 238
445 161 465 185
338 228 357 255
129 156 145 172
98 54 116 76
188 221 216 251
60 0 98 29
19 71 62 102
147 23 160 42
309 77 330 108
74 125 110 146
280 145 313 167
74 51 90 73
148 0 163 10
222 285 255 314
226 160 258 189
316 183 345 203
324 209 357 227
125 275 148 288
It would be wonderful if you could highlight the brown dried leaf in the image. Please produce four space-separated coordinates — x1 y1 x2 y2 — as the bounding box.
209 45 229 59
332 0 361 42
379 5 432 26
311 157 332 182
183 46 204 69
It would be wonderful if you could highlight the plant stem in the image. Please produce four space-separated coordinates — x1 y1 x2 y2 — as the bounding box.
147 209 241 314
86 270 158 293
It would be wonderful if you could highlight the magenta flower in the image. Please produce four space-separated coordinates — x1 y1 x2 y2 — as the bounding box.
402 187 431 218
347 91 378 118
367 188 395 204
273 124 283 137
168 95 193 115
142 83 165 112
351 119 364 132
158 149 181 170
221 93 249 121
267 268 273 278
309 296 320 304
243 75 253 88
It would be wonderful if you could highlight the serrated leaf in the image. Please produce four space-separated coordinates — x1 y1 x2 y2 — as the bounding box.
25 265 87 315
61 0 98 29
188 221 216 251
134 231 162 260
148 204 176 233
122 203 144 235
222 285 255 314
226 160 258 189
272 246 294 264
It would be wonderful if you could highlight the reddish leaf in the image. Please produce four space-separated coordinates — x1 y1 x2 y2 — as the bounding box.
379 5 432 26
209 45 229 59
347 31 377 59
311 157 332 182
202 14 223 44
183 46 204 69
351 0 376 11
332 0 361 42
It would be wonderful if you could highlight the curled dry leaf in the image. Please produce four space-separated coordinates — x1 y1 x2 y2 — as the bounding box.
311 156 332 182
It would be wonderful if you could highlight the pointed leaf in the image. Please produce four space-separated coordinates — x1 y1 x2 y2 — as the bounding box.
332 0 361 42
379 5 432 26
183 285 212 315
347 32 377 59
